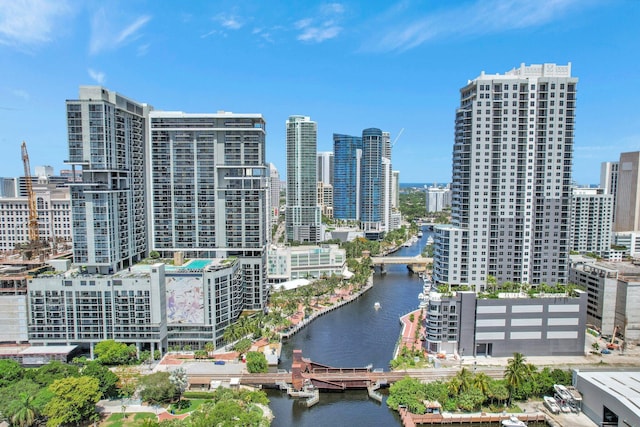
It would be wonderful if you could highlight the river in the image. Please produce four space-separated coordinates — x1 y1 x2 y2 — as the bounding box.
266 229 430 427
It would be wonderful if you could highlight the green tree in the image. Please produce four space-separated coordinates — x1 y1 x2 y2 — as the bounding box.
246 351 268 373
457 387 486 411
0 379 52 425
83 360 119 399
504 352 531 405
10 392 37 427
386 377 427 414
94 340 138 365
28 360 79 387
486 379 509 406
473 372 491 396
114 366 141 398
44 376 102 427
139 372 179 404
0 359 25 387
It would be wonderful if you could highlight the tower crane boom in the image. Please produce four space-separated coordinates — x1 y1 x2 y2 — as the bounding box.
21 141 39 244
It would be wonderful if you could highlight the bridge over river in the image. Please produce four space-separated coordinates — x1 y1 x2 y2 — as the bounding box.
369 256 433 273
186 350 505 392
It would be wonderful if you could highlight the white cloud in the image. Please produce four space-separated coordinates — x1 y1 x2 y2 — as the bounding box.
11 89 30 101
298 25 342 43
88 68 106 85
215 14 243 30
0 0 71 49
90 8 151 55
368 0 590 52
295 3 345 43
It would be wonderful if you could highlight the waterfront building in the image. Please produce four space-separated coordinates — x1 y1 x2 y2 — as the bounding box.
600 161 618 222
286 115 321 243
575 371 640 427
382 131 392 160
317 151 334 186
425 185 451 213
65 86 152 274
433 63 577 289
424 289 587 357
361 128 384 240
0 180 72 253
148 110 269 310
267 244 346 285
392 170 400 209
333 133 362 221
569 187 613 258
269 163 281 225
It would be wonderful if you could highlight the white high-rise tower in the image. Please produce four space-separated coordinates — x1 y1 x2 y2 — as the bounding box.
434 63 577 289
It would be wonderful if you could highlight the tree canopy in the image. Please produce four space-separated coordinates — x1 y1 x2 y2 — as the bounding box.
94 339 138 365
44 376 102 427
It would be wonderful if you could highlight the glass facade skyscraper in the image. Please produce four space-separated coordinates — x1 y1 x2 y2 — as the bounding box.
361 128 383 238
333 134 362 220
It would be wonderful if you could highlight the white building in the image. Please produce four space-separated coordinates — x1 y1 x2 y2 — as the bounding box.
600 161 618 222
316 151 334 186
434 63 577 289
425 185 450 213
0 181 72 253
569 187 613 258
267 245 346 284
286 116 321 243
269 163 281 225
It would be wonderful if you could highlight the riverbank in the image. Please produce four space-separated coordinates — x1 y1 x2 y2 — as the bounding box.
279 274 374 340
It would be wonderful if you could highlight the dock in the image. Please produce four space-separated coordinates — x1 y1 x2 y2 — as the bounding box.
399 407 547 426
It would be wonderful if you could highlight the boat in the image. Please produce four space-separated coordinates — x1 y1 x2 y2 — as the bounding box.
426 236 434 245
374 302 381 310
501 415 527 427
417 231 423 237
543 396 560 414
553 384 573 401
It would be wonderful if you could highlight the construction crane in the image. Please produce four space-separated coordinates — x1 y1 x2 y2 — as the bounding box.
21 141 39 245
391 128 404 147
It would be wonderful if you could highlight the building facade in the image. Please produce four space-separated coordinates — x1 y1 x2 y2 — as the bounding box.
569 187 613 258
66 86 152 274
433 63 577 289
148 111 269 310
286 116 321 243
268 163 281 225
424 290 587 357
317 151 334 186
267 245 346 284
425 185 451 213
600 161 618 222
0 182 72 253
361 128 383 239
333 134 362 221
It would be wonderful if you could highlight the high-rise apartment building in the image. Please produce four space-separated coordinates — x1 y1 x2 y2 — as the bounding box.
148 111 269 310
425 185 451 213
569 187 613 258
333 134 362 221
600 161 619 222
361 128 383 239
268 163 281 224
286 116 321 243
433 63 577 288
317 152 334 186
392 171 400 209
66 86 152 274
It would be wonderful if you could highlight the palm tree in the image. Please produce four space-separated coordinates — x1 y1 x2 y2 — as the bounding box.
473 372 491 396
504 352 529 405
11 392 36 427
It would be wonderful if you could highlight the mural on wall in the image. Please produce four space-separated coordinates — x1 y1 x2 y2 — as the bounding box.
166 276 204 324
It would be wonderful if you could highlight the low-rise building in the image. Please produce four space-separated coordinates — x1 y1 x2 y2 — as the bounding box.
575 370 640 427
267 244 346 285
424 290 587 357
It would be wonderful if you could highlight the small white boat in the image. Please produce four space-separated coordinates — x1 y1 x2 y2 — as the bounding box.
553 384 572 401
543 396 560 414
501 415 527 427
374 302 381 310
426 236 434 245
417 231 423 237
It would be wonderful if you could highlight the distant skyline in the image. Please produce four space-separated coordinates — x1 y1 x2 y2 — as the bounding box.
1 0 638 184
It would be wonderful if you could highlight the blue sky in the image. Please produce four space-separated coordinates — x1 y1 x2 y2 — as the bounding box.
0 0 638 184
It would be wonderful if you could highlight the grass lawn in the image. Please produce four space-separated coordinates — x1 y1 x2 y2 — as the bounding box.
170 398 208 415
102 412 156 427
